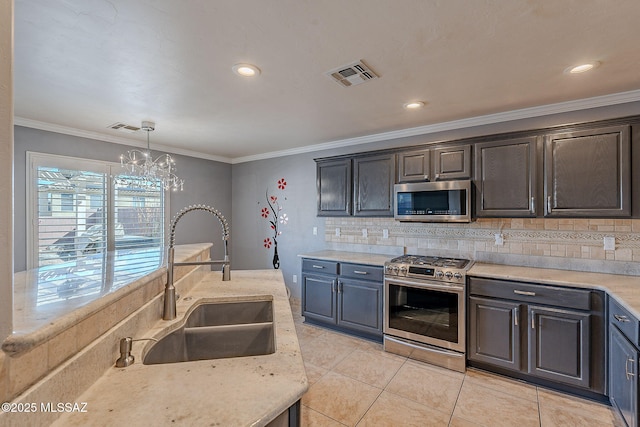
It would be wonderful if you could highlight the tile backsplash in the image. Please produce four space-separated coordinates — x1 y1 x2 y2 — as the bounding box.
325 218 640 275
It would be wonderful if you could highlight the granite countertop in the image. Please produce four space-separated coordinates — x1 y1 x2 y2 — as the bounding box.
52 269 308 427
470 262 640 318
298 250 393 267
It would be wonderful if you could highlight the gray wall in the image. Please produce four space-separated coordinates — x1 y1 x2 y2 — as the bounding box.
13 126 232 271
230 101 640 299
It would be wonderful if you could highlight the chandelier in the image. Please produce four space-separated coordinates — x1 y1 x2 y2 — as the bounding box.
118 121 184 191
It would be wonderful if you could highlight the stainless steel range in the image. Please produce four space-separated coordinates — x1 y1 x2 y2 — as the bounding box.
383 254 473 372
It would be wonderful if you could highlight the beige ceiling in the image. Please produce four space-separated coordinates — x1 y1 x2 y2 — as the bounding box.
13 0 640 162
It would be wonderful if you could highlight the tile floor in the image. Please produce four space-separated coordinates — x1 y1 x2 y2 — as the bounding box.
289 300 621 427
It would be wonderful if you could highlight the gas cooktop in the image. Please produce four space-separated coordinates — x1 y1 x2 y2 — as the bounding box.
384 254 473 283
387 255 471 269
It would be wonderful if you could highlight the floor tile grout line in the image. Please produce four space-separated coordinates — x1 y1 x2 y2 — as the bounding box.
302 403 349 426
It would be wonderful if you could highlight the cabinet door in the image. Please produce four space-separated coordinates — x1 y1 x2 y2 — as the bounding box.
468 297 521 371
528 306 590 388
544 125 631 217
317 159 352 216
397 149 431 182
337 278 383 337
433 144 471 180
610 326 639 427
475 137 538 217
353 154 394 216
302 274 337 324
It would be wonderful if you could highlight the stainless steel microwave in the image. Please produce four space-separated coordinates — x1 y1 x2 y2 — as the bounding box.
394 180 471 222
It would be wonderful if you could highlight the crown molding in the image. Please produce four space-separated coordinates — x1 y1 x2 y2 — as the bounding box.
14 89 640 165
12 117 233 164
231 89 640 163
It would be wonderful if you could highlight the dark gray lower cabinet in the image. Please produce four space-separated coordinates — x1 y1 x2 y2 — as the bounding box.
301 259 383 340
468 277 604 397
528 306 590 388
610 326 638 427
469 297 521 371
609 296 640 427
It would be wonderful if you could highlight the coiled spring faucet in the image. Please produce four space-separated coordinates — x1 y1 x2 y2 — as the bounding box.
164 205 230 320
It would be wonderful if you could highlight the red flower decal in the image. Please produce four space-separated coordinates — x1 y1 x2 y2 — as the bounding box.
270 195 277 203
277 178 287 190
263 238 272 249
260 207 269 218
270 224 275 230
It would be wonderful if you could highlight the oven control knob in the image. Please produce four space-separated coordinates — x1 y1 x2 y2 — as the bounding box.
399 266 407 276
444 271 453 279
392 266 399 275
453 272 462 280
435 270 444 278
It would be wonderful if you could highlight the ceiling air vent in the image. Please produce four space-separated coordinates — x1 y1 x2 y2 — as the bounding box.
325 60 379 87
108 122 141 133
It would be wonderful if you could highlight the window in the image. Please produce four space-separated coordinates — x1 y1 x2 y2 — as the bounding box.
27 152 168 269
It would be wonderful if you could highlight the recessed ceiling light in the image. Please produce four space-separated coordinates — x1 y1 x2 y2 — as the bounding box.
403 101 425 109
232 63 261 77
564 61 601 74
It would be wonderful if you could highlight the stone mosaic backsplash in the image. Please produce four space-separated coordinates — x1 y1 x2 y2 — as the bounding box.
325 217 640 275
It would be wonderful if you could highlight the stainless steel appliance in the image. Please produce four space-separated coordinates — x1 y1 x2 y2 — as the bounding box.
394 180 471 223
383 254 472 372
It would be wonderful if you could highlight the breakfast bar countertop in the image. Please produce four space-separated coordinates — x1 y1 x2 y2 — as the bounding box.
52 269 308 427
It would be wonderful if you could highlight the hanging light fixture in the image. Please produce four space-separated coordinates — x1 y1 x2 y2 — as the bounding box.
118 121 184 191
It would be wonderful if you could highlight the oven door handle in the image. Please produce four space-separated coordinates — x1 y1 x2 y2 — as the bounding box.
384 336 465 358
384 277 464 292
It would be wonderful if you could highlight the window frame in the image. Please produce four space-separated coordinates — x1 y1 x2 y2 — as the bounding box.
26 151 170 269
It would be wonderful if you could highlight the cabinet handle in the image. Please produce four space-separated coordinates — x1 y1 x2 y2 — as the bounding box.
531 316 535 329
331 280 337 293
514 290 536 297
312 265 325 269
337 281 342 293
424 174 429 181
614 314 631 323
514 307 519 326
626 357 635 380
353 270 368 275
547 196 552 214
530 196 535 214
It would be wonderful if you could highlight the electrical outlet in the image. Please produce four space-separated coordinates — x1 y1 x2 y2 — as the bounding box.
362 228 368 238
292 275 297 284
383 229 389 239
335 227 340 237
494 233 504 246
604 236 615 251
312 226 317 236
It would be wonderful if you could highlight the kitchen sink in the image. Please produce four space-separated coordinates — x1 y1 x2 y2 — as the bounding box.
143 300 275 365
185 299 273 327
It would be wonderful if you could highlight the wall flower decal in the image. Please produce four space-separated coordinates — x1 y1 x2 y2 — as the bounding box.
259 178 289 269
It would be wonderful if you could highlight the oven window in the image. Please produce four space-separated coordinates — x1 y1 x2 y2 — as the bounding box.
388 283 459 343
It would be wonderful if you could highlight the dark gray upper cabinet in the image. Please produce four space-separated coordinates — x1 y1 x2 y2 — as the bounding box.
353 154 394 216
433 144 471 180
544 125 631 217
475 137 539 217
317 158 352 216
397 148 431 182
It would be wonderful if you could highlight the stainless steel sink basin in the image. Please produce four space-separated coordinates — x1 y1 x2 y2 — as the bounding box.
185 299 273 327
143 300 275 365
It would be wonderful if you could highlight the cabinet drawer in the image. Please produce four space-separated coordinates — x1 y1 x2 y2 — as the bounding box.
340 263 383 282
609 296 639 345
302 259 339 275
469 277 591 311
